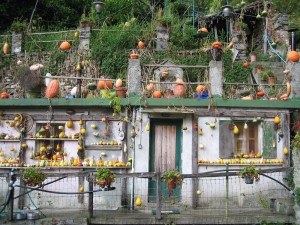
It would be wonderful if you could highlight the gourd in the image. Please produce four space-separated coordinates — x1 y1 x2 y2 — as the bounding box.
115 79 123 88
0 92 9 99
146 81 154 91
45 79 59 98
130 53 139 59
152 91 162 98
97 80 112 89
274 115 281 125
198 27 208 33
196 85 206 93
287 51 300 62
2 42 9 54
87 83 97 91
137 40 145 49
59 41 71 50
243 61 249 68
280 82 291 100
66 119 74 129
212 41 222 49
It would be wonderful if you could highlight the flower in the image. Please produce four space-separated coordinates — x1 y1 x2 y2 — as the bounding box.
238 165 261 182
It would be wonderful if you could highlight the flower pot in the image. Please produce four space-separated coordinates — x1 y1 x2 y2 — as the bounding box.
167 179 176 189
267 76 277 84
251 54 257 62
115 87 127 98
244 176 254 184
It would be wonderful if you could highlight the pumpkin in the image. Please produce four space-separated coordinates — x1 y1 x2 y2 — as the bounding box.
115 79 123 88
212 41 222 49
45 79 59 98
175 78 184 84
243 61 249 68
256 91 264 97
162 71 169 77
97 80 113 89
130 53 139 59
173 84 186 97
66 119 73 129
138 40 145 49
196 85 206 93
2 42 9 54
146 81 154 91
59 41 71 50
198 27 208 33
152 91 162 98
0 92 9 99
287 50 300 62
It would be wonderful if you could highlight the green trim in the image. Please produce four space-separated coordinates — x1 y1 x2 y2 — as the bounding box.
0 97 299 109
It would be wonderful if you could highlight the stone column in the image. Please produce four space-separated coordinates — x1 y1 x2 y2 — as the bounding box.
286 62 300 98
127 59 142 97
209 60 223 97
79 26 91 50
156 25 169 50
12 32 22 54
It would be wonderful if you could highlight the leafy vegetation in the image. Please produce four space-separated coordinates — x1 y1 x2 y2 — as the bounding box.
22 167 47 186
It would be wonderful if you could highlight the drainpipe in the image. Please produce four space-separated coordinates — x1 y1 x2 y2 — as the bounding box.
130 108 136 210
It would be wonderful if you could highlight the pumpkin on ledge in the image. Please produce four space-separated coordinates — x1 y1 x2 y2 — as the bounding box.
173 78 186 98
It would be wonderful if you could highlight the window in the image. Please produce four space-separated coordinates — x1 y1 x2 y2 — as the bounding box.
233 122 258 156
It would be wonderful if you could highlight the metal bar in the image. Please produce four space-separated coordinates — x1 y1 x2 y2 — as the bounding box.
7 169 15 221
88 176 94 218
225 163 229 217
156 171 161 220
143 64 209 68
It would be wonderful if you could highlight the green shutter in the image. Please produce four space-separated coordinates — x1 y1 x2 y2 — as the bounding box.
219 120 234 158
263 121 277 158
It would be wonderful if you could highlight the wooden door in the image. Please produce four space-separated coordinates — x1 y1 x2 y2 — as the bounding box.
149 119 182 202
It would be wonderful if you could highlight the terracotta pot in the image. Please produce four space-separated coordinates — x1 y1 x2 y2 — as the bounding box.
167 179 176 189
267 76 277 84
116 87 127 98
173 84 185 97
250 54 257 62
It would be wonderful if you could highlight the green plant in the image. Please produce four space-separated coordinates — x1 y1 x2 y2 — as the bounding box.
235 21 247 30
260 70 275 80
22 167 47 186
94 168 115 188
291 132 300 149
238 165 261 182
295 187 300 206
109 96 121 117
161 169 184 185
10 19 27 33
283 168 294 189
157 17 172 26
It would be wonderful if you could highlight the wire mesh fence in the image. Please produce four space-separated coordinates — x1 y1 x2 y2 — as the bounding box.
0 168 295 221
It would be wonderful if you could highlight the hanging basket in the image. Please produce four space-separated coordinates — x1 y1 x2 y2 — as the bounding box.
244 176 254 184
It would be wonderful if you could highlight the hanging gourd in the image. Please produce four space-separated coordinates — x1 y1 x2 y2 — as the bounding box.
274 115 281 125
45 79 60 98
66 119 74 129
2 41 9 55
137 40 145 49
59 41 71 50
287 51 300 62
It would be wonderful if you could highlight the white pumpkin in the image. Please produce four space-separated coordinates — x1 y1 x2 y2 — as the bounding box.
70 86 77 96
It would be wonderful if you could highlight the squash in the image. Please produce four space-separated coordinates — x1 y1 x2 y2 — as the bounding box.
175 78 184 84
279 82 291 100
173 84 185 97
45 79 59 98
152 91 162 98
161 71 169 77
97 80 112 89
256 91 264 97
59 41 71 50
115 79 123 88
2 42 9 54
212 41 222 49
74 31 79 38
146 81 154 91
138 40 145 49
30 63 44 71
66 119 74 129
198 27 208 33
196 85 206 93
130 53 139 59
0 92 9 99
274 115 281 125
243 61 249 68
287 50 300 62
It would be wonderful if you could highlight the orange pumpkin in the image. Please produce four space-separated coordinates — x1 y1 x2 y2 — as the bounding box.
59 41 71 50
115 79 123 88
198 27 208 33
173 84 186 97
152 91 162 98
196 85 206 93
0 92 9 99
243 61 249 68
288 50 300 62
146 81 154 91
130 53 139 59
138 41 145 49
97 80 113 89
2 42 9 54
45 80 59 98
162 71 169 77
212 41 222 49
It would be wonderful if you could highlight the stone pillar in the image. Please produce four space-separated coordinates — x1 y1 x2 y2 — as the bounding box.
79 26 91 50
12 32 22 54
286 62 300 98
127 59 141 97
156 25 169 50
209 60 223 97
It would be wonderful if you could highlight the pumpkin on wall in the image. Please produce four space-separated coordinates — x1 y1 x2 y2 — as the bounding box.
287 51 300 62
45 79 59 98
173 78 186 97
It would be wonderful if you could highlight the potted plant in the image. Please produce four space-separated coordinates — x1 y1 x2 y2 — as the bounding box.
161 169 184 189
22 167 47 187
238 165 261 184
10 19 27 33
94 168 116 188
260 70 277 84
